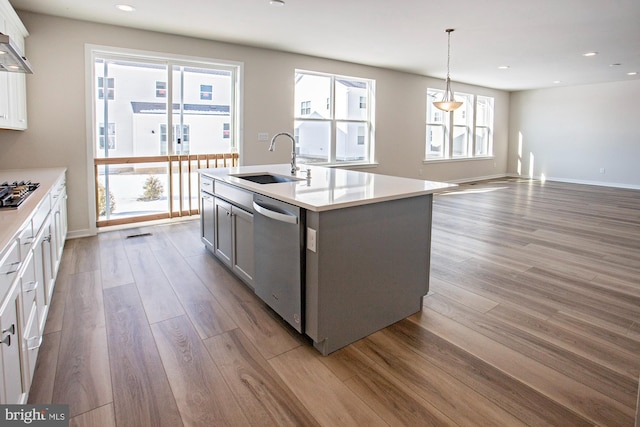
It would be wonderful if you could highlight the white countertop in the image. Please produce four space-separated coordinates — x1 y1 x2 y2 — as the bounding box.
199 164 455 211
0 168 66 253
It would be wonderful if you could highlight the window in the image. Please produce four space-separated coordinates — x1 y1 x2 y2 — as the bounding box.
475 96 494 156
426 89 494 160
300 101 311 115
160 124 190 155
97 77 114 100
294 70 375 165
200 84 213 100
99 123 116 150
156 81 166 98
93 55 239 159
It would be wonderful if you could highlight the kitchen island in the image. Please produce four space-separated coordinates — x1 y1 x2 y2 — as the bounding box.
199 164 454 355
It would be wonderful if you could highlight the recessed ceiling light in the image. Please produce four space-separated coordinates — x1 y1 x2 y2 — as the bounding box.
269 0 285 6
628 71 638 76
582 51 598 57
115 4 136 12
497 65 510 70
553 80 561 84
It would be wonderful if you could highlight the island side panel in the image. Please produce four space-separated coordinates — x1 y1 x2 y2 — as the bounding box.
305 194 433 355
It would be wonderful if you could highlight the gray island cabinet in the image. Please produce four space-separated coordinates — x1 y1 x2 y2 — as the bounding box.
199 164 453 355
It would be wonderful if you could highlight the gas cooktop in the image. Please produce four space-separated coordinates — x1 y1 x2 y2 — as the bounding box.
0 181 40 209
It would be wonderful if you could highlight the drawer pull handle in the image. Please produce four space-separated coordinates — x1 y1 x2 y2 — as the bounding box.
27 336 42 351
5 261 22 275
1 324 15 347
24 281 38 292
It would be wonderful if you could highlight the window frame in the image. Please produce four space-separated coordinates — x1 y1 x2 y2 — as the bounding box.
425 89 494 161
294 69 375 166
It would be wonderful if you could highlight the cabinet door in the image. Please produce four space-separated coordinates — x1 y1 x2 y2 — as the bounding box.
33 221 53 331
52 184 67 268
0 285 24 404
20 302 40 392
10 73 27 129
0 72 10 128
200 192 215 248
214 198 233 267
232 206 254 286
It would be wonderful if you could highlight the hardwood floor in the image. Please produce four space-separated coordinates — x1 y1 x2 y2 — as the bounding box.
28 178 640 426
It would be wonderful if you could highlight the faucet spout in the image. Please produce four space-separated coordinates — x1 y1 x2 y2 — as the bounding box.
269 132 298 175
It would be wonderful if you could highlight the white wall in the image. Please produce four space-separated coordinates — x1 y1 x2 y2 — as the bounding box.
0 12 509 237
508 80 640 188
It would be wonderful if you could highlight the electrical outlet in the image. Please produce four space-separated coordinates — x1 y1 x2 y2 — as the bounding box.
599 167 605 174
258 132 269 141
307 227 317 252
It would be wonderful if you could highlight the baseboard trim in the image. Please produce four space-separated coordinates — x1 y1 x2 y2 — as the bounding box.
506 173 640 190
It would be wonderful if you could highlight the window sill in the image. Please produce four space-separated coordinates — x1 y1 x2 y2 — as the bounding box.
302 162 379 169
423 156 494 164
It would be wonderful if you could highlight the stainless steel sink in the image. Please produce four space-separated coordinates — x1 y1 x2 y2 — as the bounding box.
231 173 303 184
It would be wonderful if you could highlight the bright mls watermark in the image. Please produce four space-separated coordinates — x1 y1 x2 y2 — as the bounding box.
1 405 68 426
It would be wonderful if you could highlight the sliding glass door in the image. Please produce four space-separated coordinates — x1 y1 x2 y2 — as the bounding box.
92 51 239 226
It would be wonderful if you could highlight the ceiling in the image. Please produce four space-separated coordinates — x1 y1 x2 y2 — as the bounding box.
9 0 640 91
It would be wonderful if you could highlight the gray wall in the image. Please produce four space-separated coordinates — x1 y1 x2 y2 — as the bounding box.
0 11 506 237
508 80 640 188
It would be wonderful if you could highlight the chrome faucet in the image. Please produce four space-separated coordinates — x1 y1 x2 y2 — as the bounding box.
269 132 299 175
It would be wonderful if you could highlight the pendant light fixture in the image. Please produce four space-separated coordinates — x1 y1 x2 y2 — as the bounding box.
433 28 462 112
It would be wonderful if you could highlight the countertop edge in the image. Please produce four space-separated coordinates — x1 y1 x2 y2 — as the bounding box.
199 164 455 211
0 168 67 255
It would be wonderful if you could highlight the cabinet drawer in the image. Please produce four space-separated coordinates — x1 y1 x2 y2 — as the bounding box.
32 196 51 236
0 240 20 302
200 175 214 194
18 221 34 262
215 181 253 211
51 177 66 200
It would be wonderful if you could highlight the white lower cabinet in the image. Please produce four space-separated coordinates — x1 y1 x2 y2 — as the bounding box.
0 171 67 403
20 302 40 392
0 284 23 404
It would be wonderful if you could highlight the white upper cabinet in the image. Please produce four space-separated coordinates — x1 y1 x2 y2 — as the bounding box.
0 0 29 130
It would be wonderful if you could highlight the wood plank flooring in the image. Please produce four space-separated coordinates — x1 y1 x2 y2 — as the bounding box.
28 178 640 426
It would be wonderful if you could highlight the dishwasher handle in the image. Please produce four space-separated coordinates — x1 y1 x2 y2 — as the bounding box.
253 201 298 224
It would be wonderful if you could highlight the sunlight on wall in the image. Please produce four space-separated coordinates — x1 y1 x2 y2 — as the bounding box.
529 152 535 178
517 132 523 175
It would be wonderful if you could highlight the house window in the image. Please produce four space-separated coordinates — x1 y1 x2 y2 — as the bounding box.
475 96 494 156
300 101 311 115
98 123 116 150
156 81 166 98
200 84 213 100
97 77 114 100
223 123 230 139
93 54 239 159
160 124 190 155
426 89 494 160
294 70 375 165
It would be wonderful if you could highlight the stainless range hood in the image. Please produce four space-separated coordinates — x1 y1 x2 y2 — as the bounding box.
0 33 33 73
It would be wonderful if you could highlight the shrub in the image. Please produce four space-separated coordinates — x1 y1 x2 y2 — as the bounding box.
138 176 164 201
98 183 116 216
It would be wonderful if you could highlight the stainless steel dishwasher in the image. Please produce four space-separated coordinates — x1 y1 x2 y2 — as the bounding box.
252 193 305 333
